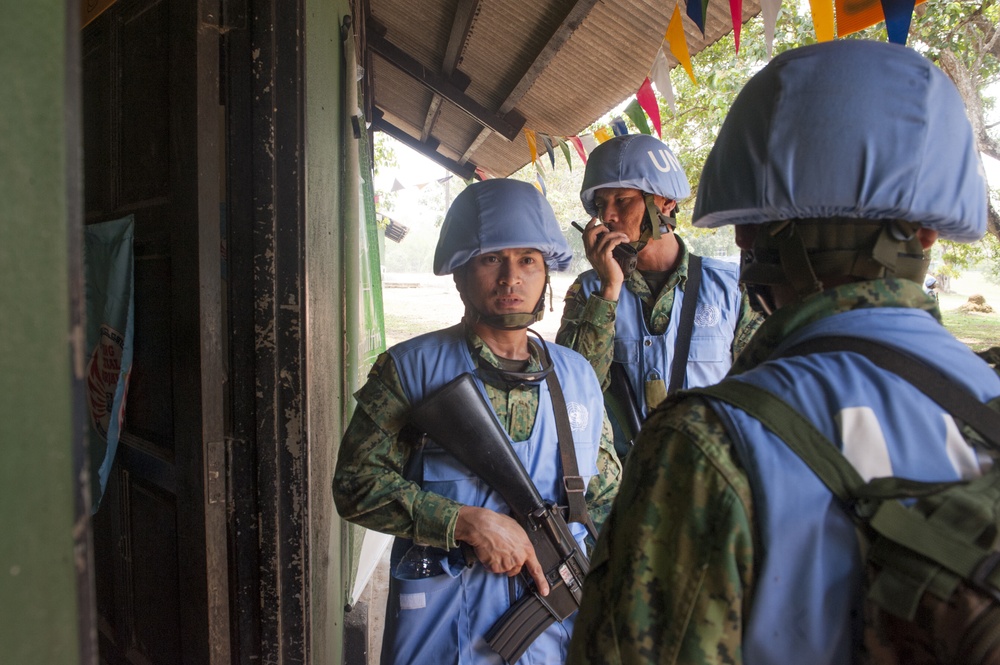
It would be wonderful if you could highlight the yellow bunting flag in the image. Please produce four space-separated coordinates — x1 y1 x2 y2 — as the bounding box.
665 4 696 84
809 0 835 41
594 127 614 144
524 128 539 165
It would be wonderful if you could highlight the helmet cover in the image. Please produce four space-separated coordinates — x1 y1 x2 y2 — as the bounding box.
580 134 691 217
693 40 987 243
434 179 573 275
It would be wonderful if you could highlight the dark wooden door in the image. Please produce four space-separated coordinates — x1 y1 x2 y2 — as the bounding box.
82 0 230 663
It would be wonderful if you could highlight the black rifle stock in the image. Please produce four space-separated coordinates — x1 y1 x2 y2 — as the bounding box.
408 373 589 664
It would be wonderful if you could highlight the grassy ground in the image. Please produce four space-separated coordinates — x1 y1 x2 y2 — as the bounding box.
937 272 1000 354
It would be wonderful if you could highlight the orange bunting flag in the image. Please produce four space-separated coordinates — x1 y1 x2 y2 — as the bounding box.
809 0 835 41
730 0 743 52
834 0 926 38
637 78 661 138
666 4 696 84
524 128 539 165
594 127 614 144
569 135 588 164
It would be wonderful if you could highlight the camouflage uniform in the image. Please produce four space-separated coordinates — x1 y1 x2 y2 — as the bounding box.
566 279 939 665
556 236 762 391
334 325 621 551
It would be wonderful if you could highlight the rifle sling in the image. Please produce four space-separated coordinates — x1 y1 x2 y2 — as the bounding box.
668 254 702 395
545 370 599 541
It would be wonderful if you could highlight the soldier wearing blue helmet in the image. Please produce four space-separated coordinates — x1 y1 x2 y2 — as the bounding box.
570 41 998 665
557 133 762 457
335 179 620 665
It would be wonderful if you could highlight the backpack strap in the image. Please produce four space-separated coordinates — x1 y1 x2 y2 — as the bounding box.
692 352 1000 609
774 336 1000 451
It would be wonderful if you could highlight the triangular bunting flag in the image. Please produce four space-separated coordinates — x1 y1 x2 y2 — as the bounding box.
881 0 916 44
594 127 614 144
809 0 835 41
535 170 547 197
437 175 453 184
835 0 924 36
541 134 556 169
391 178 405 192
649 48 677 115
624 99 652 136
686 0 706 34
730 0 743 52
569 135 588 164
556 137 573 171
761 0 781 57
474 167 491 181
580 133 598 153
666 5 697 83
524 128 539 165
611 116 629 136
636 77 661 138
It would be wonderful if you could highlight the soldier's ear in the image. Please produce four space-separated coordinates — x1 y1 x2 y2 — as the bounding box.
735 225 758 250
916 227 939 250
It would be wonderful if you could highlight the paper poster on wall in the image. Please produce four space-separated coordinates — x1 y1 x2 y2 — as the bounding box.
84 214 135 513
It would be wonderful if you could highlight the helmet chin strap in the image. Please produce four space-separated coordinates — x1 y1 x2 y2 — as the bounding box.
457 269 552 331
637 194 675 249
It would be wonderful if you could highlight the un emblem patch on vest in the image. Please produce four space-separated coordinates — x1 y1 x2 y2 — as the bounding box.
566 402 589 431
694 304 721 327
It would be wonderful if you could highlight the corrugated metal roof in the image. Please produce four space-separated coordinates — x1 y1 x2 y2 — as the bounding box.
362 0 761 177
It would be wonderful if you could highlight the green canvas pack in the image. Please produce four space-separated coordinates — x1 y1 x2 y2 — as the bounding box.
693 339 1000 664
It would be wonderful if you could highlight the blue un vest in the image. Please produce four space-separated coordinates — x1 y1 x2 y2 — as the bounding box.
578 257 740 418
707 308 1000 665
383 324 604 665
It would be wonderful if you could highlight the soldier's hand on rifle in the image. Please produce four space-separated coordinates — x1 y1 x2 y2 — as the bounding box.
581 217 628 302
455 506 549 596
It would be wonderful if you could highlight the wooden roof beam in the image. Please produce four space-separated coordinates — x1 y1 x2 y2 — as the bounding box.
420 0 482 142
373 117 478 181
368 30 525 141
459 0 602 164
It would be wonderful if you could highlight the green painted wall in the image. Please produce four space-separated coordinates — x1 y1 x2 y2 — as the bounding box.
304 0 349 661
0 2 86 664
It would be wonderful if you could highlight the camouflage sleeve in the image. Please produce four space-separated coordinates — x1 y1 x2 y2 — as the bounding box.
586 413 623 538
732 287 764 361
332 353 464 550
556 278 618 391
567 398 756 665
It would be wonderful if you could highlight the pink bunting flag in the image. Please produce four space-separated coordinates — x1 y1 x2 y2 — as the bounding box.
569 136 588 164
636 78 661 138
731 0 743 52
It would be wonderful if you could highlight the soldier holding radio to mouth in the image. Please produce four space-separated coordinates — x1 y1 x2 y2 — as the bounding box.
557 134 762 457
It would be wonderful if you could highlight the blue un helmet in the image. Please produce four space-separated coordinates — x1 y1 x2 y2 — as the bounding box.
580 134 691 242
434 178 573 329
692 41 988 310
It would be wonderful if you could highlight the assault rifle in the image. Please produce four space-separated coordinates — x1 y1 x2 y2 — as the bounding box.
409 373 589 665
